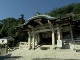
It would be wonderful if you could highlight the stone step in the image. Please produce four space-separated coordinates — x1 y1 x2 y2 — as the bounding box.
9 49 80 60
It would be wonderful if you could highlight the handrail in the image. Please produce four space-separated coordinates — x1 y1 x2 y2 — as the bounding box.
73 38 80 44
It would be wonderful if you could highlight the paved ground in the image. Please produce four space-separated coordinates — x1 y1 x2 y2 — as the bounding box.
0 49 80 60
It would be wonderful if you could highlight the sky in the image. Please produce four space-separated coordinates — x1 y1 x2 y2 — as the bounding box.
0 0 80 20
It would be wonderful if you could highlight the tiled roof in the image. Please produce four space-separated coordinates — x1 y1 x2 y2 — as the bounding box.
24 14 56 25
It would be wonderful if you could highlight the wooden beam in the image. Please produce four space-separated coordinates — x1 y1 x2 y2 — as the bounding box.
35 29 51 33
28 25 34 29
37 21 43 25
56 19 61 22
23 30 28 31
48 20 53 26
34 19 43 25
23 29 31 31
62 23 70 25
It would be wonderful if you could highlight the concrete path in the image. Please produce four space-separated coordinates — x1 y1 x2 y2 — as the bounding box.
0 49 80 60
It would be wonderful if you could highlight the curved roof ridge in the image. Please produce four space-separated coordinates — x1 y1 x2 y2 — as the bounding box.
24 14 56 25
28 14 55 20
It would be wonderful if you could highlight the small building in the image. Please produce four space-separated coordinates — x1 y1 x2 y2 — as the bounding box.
1 36 15 47
0 39 7 45
16 13 80 50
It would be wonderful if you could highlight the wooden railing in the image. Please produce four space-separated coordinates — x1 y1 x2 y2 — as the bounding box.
73 38 80 44
62 38 80 45
62 39 73 44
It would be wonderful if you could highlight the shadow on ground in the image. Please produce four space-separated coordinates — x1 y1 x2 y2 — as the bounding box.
32 58 80 60
0 54 22 60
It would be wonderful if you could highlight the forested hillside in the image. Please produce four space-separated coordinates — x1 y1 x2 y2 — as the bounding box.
47 3 80 20
0 14 27 47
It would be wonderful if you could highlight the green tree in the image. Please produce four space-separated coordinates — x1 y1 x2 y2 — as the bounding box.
0 14 28 47
18 14 25 24
46 3 80 20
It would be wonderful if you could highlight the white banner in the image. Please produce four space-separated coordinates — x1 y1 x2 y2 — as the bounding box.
57 40 62 47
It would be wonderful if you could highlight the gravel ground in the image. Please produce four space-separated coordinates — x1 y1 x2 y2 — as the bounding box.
0 49 80 60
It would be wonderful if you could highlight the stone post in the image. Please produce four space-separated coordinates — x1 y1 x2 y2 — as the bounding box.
52 28 55 49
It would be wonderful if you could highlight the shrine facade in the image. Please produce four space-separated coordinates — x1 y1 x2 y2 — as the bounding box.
16 13 76 50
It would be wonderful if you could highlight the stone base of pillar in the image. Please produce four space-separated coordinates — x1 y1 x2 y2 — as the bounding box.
56 47 62 50
28 48 31 50
52 46 55 49
53 47 56 50
28 46 31 50
57 47 62 49
32 48 35 50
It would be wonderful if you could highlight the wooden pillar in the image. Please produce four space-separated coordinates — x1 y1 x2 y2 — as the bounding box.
70 30 73 40
37 34 40 44
32 32 35 50
60 29 63 40
70 25 74 50
70 24 73 41
52 28 55 49
57 27 63 49
28 31 31 50
35 35 37 46
57 28 61 40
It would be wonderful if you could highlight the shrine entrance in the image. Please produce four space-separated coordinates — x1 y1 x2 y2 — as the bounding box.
16 13 73 50
39 32 52 45
39 31 58 45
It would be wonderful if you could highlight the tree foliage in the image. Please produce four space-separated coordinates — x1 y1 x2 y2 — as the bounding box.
46 3 80 20
0 14 27 47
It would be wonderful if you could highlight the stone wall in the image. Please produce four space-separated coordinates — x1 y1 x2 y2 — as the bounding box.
0 48 8 55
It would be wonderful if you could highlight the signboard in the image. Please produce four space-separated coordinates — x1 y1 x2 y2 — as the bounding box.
57 40 62 47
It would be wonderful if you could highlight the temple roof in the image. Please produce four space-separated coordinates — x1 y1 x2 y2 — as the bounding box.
16 13 72 31
24 14 56 25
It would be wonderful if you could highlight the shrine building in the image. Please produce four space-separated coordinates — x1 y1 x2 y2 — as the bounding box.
16 13 80 50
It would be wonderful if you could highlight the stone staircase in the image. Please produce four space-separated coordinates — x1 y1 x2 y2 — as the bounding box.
9 49 80 60
34 49 80 59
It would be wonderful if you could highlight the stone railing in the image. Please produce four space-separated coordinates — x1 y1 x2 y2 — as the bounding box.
62 39 73 49
73 38 80 51
63 38 80 50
